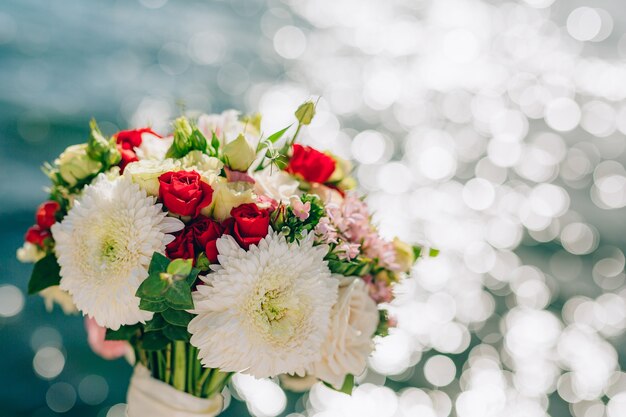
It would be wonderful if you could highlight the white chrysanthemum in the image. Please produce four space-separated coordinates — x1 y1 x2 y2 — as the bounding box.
253 166 301 203
189 232 339 378
51 175 184 330
308 278 379 388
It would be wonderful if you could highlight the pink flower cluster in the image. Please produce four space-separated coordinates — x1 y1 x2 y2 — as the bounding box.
315 193 399 269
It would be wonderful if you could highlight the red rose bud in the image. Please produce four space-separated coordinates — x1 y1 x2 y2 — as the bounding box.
190 216 224 263
25 225 51 247
36 201 61 229
166 228 196 261
115 127 160 149
286 144 336 184
158 171 214 218
224 203 270 249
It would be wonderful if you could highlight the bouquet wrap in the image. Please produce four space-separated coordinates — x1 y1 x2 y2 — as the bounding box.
127 365 223 417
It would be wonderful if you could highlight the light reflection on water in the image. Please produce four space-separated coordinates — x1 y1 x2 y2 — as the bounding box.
0 0 625 416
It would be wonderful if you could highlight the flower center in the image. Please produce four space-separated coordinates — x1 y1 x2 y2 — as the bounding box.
261 289 288 323
100 238 119 262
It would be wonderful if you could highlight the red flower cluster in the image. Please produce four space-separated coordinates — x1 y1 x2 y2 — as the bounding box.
166 216 224 263
25 201 61 247
115 128 161 172
286 144 336 184
166 203 271 263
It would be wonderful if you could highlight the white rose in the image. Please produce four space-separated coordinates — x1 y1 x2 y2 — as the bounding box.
124 158 179 196
135 133 173 161
254 167 301 203
16 242 45 263
206 179 255 221
309 278 379 389
40 286 78 315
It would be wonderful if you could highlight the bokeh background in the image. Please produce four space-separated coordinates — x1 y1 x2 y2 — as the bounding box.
1 0 626 416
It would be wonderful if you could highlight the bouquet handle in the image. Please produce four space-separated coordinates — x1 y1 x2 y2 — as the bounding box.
126 364 223 417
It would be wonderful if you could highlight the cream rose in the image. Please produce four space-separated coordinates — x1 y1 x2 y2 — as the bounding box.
178 150 223 183
309 278 379 388
206 179 255 221
124 158 179 196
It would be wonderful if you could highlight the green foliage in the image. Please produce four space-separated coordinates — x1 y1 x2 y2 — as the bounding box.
27 254 61 295
412 245 440 260
375 310 391 337
255 124 292 171
323 373 354 395
135 252 197 347
326 255 373 277
105 324 141 341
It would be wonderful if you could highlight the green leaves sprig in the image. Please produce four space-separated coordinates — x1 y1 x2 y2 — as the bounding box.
106 253 199 348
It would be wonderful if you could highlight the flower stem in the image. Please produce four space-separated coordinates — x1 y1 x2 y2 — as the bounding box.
164 344 172 384
196 368 212 397
172 341 186 391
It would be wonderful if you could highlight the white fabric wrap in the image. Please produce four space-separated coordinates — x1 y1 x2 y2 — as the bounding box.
126 365 223 417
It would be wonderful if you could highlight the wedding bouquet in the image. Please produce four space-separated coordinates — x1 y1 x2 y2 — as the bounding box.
17 103 436 416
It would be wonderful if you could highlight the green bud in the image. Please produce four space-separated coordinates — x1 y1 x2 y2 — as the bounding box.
295 101 316 125
87 119 121 166
280 225 291 236
223 134 256 171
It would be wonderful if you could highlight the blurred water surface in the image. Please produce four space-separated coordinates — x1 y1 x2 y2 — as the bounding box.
1 1 626 417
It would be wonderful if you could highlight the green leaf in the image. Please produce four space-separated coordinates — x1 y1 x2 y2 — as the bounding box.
28 254 61 295
136 273 168 301
186 268 200 286
139 299 169 312
266 124 292 144
162 309 193 327
105 324 140 341
167 259 193 276
338 374 354 395
189 128 208 153
429 248 440 257
196 253 211 272
323 374 354 395
142 331 170 350
163 324 190 341
149 252 171 275
165 280 194 310
144 314 166 332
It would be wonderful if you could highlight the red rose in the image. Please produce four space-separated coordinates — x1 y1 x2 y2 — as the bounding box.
25 225 51 247
36 201 60 229
116 145 139 173
115 128 160 173
286 144 336 183
166 228 196 261
158 171 214 218
115 128 160 149
190 216 224 263
224 203 270 249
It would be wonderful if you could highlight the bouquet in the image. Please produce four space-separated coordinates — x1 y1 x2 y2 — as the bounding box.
17 103 436 416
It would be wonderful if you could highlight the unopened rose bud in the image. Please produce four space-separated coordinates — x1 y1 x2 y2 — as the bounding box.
56 144 102 187
223 134 256 171
295 101 316 125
